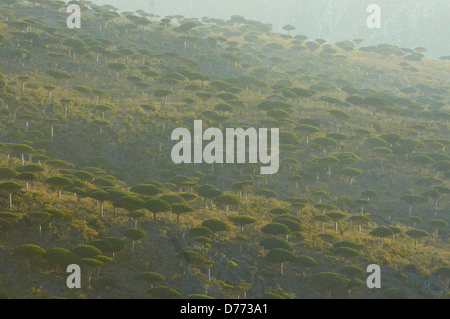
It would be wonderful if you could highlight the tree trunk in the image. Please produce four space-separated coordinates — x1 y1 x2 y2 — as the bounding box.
26 259 31 276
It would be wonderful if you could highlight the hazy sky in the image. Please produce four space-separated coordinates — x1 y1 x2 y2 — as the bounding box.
83 0 449 58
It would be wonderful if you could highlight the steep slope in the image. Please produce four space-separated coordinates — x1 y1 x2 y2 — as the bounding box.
0 0 448 299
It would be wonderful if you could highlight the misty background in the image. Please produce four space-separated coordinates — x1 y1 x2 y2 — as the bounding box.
85 0 449 58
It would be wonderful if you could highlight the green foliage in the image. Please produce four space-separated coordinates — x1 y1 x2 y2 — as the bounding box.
146 198 171 219
370 226 394 239
137 272 166 286
348 215 371 226
185 294 215 299
333 241 363 250
311 272 351 291
45 176 73 190
81 258 103 267
260 237 291 251
272 218 301 232
0 167 17 180
261 223 290 236
46 248 79 268
405 229 429 240
332 247 360 258
228 215 256 228
188 226 213 238
123 228 146 241
89 237 127 256
130 184 162 196
338 265 365 277
264 248 295 263
260 292 286 299
148 286 180 298
179 250 206 266
0 181 22 193
72 245 102 258
14 244 46 258
113 196 146 212
294 255 318 268
201 219 231 233
269 208 289 215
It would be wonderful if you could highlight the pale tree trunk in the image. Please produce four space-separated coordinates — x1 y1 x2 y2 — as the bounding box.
26 259 31 276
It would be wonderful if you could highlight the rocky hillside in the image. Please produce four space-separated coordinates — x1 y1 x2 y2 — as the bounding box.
0 0 448 299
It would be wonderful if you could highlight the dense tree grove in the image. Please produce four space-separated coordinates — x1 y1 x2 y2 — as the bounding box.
0 0 448 299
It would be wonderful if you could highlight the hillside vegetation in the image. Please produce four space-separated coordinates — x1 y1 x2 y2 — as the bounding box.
0 0 449 299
